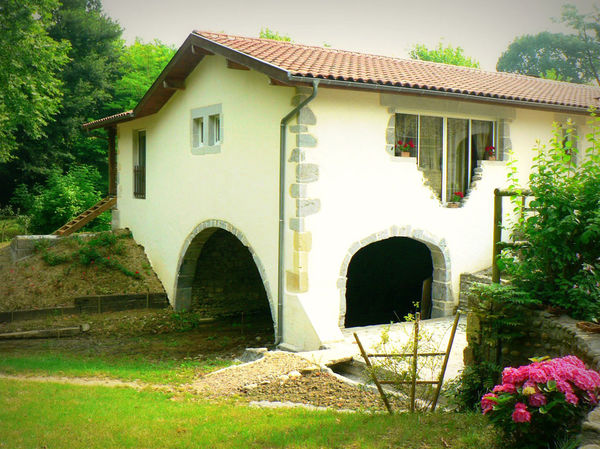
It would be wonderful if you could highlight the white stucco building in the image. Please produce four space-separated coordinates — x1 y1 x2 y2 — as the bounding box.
84 32 600 351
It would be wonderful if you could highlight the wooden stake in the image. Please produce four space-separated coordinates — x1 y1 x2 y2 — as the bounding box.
354 332 393 415
410 313 420 412
431 312 461 411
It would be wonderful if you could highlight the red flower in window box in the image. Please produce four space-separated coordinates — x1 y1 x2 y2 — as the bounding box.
396 139 414 157
485 145 496 160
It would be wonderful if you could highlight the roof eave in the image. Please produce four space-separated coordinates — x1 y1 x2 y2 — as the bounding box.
287 75 595 115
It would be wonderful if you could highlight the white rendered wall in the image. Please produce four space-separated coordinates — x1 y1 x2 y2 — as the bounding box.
115 55 294 322
288 87 586 348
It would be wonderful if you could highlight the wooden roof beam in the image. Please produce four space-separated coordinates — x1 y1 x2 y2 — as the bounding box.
191 45 214 56
162 78 185 90
227 59 250 70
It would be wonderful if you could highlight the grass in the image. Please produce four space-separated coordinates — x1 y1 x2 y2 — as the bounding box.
0 378 496 449
0 229 165 311
0 216 27 243
0 352 231 385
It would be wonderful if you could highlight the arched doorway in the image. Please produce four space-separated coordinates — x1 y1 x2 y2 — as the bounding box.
344 237 433 327
173 221 275 337
191 229 270 319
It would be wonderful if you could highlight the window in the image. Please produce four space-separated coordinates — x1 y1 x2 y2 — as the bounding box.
209 114 221 145
192 117 204 148
395 113 496 203
133 130 146 199
190 104 222 155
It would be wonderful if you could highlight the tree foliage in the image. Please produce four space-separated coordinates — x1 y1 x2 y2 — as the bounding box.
560 4 600 85
501 114 600 320
497 5 600 85
0 0 122 205
0 0 70 162
409 42 480 68
29 164 110 234
259 28 292 42
496 32 593 83
108 39 176 112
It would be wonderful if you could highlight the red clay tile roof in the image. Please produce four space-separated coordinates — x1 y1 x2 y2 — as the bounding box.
84 31 600 129
196 31 600 111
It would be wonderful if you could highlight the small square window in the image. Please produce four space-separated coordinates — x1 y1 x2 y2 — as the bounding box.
192 117 204 148
191 104 222 155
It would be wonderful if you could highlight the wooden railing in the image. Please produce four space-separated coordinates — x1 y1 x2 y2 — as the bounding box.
492 188 533 283
133 165 146 199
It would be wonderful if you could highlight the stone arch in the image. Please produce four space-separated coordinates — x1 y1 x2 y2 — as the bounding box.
337 225 453 327
173 219 275 326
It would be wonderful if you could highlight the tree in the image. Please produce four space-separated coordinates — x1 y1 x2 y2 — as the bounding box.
0 0 70 162
0 0 123 205
409 42 480 68
259 28 292 42
496 32 592 83
108 39 176 112
560 4 600 85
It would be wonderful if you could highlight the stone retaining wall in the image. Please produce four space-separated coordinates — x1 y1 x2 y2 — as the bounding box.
465 307 600 447
0 293 168 323
10 235 60 262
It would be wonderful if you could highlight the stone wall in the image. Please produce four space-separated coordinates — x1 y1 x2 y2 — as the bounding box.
191 229 270 318
465 304 600 448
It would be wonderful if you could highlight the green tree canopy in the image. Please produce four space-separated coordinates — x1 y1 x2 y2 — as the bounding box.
409 42 480 68
259 28 292 42
0 0 123 205
496 32 592 83
0 0 70 162
108 39 176 112
560 4 600 85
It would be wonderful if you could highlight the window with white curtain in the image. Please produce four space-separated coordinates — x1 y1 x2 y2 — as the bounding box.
395 113 496 203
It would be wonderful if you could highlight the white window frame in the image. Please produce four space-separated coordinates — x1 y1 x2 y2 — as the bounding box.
191 104 222 155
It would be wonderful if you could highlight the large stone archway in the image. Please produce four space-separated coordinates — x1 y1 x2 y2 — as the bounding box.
337 225 453 327
173 220 275 326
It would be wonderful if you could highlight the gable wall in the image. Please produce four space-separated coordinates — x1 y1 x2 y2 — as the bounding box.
114 55 294 307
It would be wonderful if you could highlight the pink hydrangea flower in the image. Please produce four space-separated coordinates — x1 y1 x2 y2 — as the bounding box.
481 393 497 415
493 383 517 394
512 402 532 423
528 393 547 407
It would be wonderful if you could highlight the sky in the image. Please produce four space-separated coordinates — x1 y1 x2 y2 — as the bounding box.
101 0 597 71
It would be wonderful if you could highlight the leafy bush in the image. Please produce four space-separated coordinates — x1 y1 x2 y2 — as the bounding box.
468 283 540 347
481 355 600 448
501 113 600 320
28 165 110 235
446 362 502 411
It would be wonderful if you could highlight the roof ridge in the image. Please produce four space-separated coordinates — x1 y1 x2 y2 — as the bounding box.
194 30 600 91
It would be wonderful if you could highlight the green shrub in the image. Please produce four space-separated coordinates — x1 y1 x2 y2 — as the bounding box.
445 362 502 411
28 165 110 235
501 113 600 320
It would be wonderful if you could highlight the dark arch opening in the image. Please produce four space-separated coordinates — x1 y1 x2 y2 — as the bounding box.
345 237 433 327
191 229 273 332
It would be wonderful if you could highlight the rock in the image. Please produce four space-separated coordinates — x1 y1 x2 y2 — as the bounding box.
277 375 289 382
300 366 319 375
239 347 268 363
243 383 258 390
288 370 301 379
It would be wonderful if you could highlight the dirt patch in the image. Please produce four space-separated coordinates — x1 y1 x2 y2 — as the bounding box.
241 371 401 412
0 230 164 312
192 351 318 396
0 310 275 362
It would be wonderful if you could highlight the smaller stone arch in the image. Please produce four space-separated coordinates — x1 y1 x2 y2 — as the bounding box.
172 220 275 326
337 225 453 327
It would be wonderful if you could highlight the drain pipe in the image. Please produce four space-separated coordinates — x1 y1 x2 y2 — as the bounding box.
275 80 319 345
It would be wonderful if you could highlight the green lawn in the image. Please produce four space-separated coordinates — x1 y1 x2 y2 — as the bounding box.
0 352 231 385
0 378 495 449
